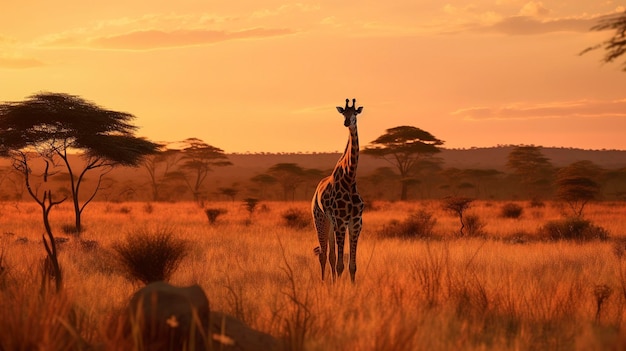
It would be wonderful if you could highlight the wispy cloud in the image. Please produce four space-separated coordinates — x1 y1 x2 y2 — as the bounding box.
88 27 295 50
0 54 45 69
481 15 602 35
33 11 298 50
251 3 320 18
453 99 626 120
440 1 618 35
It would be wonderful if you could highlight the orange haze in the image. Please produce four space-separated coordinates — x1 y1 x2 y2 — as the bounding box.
1 1 625 153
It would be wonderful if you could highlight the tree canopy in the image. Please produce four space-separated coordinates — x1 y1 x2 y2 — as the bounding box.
0 92 160 232
506 145 554 199
556 160 603 217
178 137 232 202
267 163 306 201
363 126 444 200
0 92 157 164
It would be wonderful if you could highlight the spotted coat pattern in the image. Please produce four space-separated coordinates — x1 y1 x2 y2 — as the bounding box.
311 99 364 282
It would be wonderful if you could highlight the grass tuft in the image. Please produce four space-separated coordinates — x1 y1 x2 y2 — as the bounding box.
112 227 189 285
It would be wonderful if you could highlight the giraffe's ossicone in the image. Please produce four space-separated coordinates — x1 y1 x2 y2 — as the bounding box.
311 98 364 283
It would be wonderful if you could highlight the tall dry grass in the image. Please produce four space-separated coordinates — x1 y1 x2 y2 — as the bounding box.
0 200 625 350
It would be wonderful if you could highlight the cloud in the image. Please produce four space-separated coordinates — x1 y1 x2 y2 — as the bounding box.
484 15 601 35
0 54 45 69
440 2 613 36
518 1 551 17
252 3 320 18
34 11 298 50
87 27 295 50
452 99 626 120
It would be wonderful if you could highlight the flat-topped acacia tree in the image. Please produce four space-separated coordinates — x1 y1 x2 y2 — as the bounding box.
363 126 444 200
0 92 160 233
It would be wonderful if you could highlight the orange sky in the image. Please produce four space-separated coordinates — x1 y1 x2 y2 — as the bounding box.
1 1 625 153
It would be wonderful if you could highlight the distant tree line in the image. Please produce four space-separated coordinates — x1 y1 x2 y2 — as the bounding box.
2 93 626 207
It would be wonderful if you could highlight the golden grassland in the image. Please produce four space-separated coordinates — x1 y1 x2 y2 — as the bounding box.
1 200 626 350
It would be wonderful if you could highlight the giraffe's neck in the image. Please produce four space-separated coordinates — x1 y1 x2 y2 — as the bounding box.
333 124 359 184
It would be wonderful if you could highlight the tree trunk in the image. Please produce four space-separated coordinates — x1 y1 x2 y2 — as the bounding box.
73 194 82 234
400 182 408 201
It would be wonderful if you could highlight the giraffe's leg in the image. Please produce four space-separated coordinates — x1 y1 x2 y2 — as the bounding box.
328 218 337 281
348 206 364 283
313 206 328 280
334 221 347 277
348 226 360 283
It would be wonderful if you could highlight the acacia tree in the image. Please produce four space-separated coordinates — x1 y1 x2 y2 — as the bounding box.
443 196 474 237
142 144 184 201
506 145 554 199
178 138 232 203
363 126 444 200
0 92 160 233
250 173 278 199
267 163 305 201
582 10 626 70
556 160 603 217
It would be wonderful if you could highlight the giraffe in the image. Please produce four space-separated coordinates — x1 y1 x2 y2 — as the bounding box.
311 98 364 283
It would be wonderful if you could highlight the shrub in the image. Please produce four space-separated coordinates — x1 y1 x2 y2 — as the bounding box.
143 202 154 214
529 198 545 208
282 208 310 229
500 203 523 219
112 227 189 284
464 214 486 237
243 198 259 216
205 208 227 224
538 217 609 242
61 224 82 236
378 210 437 239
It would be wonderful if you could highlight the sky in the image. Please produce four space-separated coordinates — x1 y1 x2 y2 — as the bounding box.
1 1 625 153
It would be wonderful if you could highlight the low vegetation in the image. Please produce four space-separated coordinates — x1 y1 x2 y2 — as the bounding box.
0 200 625 350
112 227 189 284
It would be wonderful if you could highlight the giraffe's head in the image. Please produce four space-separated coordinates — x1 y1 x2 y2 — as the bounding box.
336 98 363 127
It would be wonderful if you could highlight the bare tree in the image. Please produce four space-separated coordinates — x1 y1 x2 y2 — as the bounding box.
12 153 64 291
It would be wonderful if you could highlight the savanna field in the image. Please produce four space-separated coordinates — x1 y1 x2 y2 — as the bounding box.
1 200 626 351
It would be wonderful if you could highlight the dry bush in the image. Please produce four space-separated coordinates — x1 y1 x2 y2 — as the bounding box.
282 208 310 229
377 209 437 239
464 214 486 237
500 202 524 219
530 198 546 208
204 207 227 224
537 217 609 242
112 227 189 284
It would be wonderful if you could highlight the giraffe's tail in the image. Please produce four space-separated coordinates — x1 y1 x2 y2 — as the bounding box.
313 246 321 256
